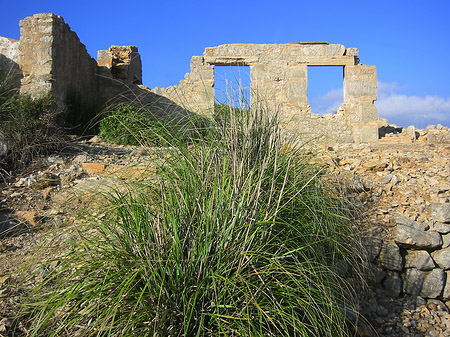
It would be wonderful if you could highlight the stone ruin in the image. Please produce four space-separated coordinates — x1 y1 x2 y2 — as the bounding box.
0 13 379 143
154 43 378 143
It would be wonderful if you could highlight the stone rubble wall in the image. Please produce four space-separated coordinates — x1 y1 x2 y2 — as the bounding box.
18 13 98 102
97 45 142 85
321 142 450 307
153 43 379 143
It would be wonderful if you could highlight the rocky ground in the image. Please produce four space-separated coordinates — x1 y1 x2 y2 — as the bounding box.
0 136 449 336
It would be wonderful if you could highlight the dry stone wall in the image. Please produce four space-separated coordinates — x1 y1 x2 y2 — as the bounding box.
153 43 379 143
321 142 450 306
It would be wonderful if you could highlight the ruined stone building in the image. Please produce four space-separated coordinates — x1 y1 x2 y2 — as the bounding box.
0 13 379 143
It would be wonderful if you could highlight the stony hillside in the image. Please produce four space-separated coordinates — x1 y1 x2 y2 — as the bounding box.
0 136 449 336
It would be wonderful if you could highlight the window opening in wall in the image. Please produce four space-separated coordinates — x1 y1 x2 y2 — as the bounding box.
307 66 344 116
214 66 251 109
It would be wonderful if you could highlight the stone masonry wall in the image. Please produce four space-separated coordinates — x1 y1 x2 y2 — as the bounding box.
18 13 98 102
1 13 379 144
153 43 378 143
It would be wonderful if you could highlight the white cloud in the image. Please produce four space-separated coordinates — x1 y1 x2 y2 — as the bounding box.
309 88 343 114
376 81 450 128
308 81 450 128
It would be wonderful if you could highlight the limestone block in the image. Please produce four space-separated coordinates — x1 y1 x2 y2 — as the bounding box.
344 65 377 100
432 247 450 270
403 268 445 298
393 214 424 228
0 36 20 64
360 102 378 124
393 221 442 249
442 233 450 249
354 123 379 143
405 250 435 270
287 64 307 79
378 241 403 271
360 235 383 262
430 203 450 223
431 222 450 234
345 48 359 57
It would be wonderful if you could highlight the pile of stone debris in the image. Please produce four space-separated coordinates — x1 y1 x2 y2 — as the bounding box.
0 136 450 336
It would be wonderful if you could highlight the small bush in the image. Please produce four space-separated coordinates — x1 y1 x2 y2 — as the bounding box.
98 104 174 146
0 93 65 171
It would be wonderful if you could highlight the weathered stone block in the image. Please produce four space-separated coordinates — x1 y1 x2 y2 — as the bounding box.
431 222 450 234
432 247 450 270
443 271 450 301
403 268 445 298
378 241 403 271
405 250 435 270
393 224 442 249
431 203 450 223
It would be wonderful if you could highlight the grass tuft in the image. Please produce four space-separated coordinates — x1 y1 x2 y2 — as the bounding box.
22 99 365 336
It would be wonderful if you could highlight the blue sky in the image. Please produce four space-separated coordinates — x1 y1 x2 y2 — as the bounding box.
1 0 449 128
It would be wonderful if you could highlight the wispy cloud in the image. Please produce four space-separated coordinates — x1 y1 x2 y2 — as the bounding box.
309 88 343 115
308 81 450 128
376 81 450 128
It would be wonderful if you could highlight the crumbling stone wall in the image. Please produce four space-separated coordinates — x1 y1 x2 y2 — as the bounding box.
98 46 142 85
153 43 378 143
18 13 98 102
0 13 379 143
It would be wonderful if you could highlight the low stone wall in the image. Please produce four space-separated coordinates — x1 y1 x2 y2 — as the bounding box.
322 142 450 306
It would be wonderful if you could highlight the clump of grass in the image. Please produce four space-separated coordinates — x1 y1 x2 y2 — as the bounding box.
98 102 209 146
98 103 169 146
22 100 365 336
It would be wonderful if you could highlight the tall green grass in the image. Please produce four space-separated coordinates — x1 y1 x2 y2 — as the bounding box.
22 101 365 336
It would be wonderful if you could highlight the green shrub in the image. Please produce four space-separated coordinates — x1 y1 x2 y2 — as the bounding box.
98 104 174 146
0 93 65 171
23 102 365 336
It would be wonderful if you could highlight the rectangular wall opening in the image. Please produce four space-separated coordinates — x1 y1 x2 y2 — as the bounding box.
307 66 344 116
214 65 251 109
